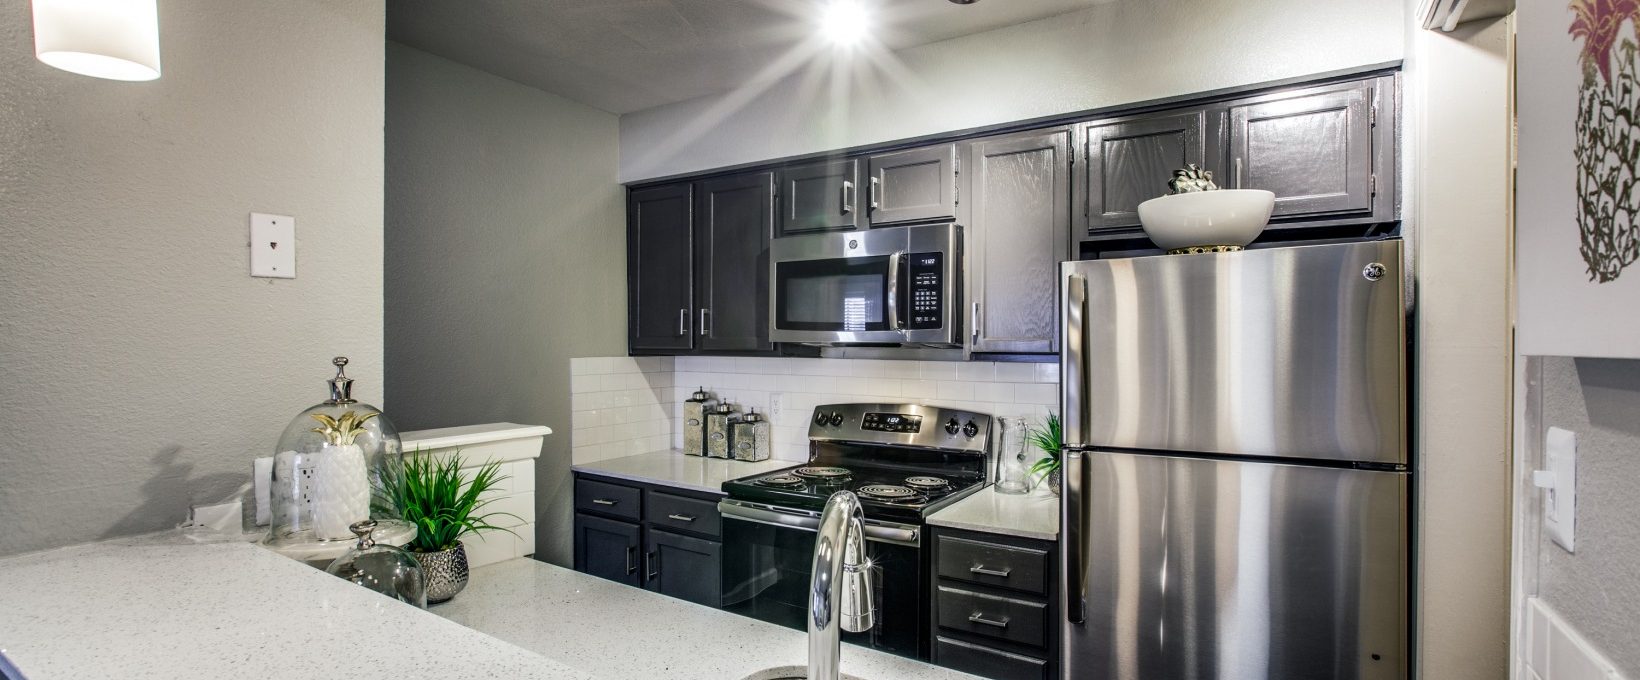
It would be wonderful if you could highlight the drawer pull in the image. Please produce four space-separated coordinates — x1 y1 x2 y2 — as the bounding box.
969 564 1012 578
592 498 619 506
968 612 1011 629
667 513 697 523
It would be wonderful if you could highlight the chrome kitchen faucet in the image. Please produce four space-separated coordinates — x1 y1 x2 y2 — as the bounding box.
807 490 874 680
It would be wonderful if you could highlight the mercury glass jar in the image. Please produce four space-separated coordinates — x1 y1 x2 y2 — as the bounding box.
705 401 739 459
732 409 771 462
682 387 716 457
270 357 402 545
325 520 427 608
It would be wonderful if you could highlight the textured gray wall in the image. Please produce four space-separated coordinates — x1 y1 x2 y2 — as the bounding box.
1532 357 1640 676
0 0 385 557
619 0 1405 181
384 43 626 568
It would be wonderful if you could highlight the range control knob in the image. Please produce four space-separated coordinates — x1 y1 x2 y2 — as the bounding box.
828 412 845 427
944 418 960 435
814 411 829 426
962 420 979 438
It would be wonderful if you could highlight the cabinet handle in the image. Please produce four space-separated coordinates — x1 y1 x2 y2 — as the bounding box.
869 176 881 211
969 564 1011 578
667 513 697 523
968 612 1011 629
646 550 660 580
678 308 689 336
971 302 981 345
1234 157 1244 188
626 545 637 575
841 180 855 215
592 498 619 506
699 308 710 336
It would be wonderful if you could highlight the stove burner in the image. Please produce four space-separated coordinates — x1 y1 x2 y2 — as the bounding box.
904 475 950 490
794 466 852 481
759 474 804 488
858 484 920 500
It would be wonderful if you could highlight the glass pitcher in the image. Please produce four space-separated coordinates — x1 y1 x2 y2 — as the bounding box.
995 417 1031 494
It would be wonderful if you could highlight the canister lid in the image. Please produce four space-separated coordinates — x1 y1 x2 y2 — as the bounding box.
688 387 713 403
713 401 736 414
739 408 764 424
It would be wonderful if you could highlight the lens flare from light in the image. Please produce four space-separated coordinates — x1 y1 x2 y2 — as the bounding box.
820 1 869 47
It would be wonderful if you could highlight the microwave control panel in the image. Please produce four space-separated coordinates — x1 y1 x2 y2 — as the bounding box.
906 252 943 329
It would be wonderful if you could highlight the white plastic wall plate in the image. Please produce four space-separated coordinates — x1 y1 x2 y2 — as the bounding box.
1534 426 1577 553
250 213 295 278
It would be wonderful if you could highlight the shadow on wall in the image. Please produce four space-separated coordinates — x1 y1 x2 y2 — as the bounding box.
1574 358 1640 428
99 446 245 539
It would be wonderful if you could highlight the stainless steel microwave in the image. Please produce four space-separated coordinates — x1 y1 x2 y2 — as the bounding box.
769 224 963 347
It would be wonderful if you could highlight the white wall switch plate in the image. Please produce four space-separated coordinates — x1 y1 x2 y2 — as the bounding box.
250 213 295 278
1533 426 1578 552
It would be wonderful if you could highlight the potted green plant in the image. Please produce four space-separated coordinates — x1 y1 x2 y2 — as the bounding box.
1027 413 1063 496
373 450 519 603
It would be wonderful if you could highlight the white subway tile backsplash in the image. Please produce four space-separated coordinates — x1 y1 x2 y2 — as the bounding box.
994 362 1040 383
936 380 975 401
1523 598 1627 680
1014 382 1059 405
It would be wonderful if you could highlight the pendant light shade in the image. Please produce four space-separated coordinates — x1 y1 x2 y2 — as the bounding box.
32 0 161 81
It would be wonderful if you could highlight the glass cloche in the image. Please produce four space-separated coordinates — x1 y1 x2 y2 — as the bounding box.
269 357 401 545
326 520 427 608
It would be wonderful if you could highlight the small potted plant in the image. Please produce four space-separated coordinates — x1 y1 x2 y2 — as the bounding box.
373 450 519 603
1027 413 1063 496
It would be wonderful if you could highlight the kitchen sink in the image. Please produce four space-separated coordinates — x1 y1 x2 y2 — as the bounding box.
737 665 864 680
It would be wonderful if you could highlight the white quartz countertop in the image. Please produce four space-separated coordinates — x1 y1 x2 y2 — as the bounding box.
571 449 792 494
927 485 1061 541
435 557 978 680
0 539 586 680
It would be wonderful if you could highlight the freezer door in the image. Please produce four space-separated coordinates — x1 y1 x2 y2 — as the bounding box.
1060 240 1406 465
1062 449 1407 680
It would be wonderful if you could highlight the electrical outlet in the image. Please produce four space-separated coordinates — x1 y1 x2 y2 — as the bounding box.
250 212 295 278
770 393 784 422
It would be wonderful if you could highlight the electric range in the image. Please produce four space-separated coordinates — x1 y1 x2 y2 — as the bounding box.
718 403 994 661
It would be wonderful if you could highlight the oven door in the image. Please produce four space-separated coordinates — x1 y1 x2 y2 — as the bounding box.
718 500 928 660
770 224 961 346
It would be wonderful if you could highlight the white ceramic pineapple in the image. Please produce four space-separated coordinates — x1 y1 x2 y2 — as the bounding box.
309 411 377 540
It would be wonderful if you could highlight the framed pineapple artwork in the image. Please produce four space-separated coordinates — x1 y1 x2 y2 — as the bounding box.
1519 0 1640 358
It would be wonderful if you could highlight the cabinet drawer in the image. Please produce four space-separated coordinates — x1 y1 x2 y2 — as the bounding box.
937 535 1050 595
936 585 1049 649
645 491 721 538
575 478 642 521
935 636 1049 680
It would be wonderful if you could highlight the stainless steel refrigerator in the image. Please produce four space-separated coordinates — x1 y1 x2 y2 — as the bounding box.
1058 240 1408 680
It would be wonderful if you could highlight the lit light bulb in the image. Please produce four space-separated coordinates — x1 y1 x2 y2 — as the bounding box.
820 0 869 47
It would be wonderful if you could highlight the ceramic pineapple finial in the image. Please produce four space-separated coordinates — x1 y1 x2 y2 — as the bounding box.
1167 164 1219 194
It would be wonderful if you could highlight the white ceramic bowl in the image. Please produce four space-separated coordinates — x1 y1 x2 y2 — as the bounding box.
1136 189 1276 251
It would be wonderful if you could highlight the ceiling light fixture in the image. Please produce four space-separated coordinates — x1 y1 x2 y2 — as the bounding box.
31 0 162 81
820 0 870 47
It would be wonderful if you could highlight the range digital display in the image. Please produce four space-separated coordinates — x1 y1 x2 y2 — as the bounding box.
862 412 922 433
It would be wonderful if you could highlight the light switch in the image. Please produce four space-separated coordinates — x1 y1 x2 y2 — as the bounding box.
250 213 295 278
1533 426 1577 552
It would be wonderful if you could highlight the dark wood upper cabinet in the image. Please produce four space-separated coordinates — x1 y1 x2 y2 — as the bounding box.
627 183 694 352
695 172 774 352
778 158 860 236
866 144 958 226
963 128 1070 354
1076 109 1208 234
1227 79 1378 220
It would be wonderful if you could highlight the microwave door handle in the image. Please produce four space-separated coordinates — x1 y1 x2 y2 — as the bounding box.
885 251 904 330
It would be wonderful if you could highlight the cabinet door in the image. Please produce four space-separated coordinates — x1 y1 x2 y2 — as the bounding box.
628 183 694 352
644 528 722 607
866 144 958 226
778 158 860 235
695 172 774 352
574 512 642 587
964 128 1069 354
1077 110 1207 232
1228 82 1376 219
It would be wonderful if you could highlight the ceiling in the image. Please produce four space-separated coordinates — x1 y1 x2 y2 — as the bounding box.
388 0 1106 114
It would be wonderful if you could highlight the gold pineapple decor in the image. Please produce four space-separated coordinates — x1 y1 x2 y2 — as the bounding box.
310 411 379 447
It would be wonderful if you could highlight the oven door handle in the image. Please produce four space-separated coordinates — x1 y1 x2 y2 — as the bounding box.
718 500 920 547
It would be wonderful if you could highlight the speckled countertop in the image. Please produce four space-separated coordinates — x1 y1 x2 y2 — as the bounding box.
572 449 793 494
435 557 978 680
0 539 587 680
927 485 1060 541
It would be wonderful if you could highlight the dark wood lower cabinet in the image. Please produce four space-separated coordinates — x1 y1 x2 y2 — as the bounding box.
572 471 725 608
930 526 1060 680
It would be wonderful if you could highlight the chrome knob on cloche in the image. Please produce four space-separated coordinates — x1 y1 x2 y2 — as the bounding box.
944 418 960 435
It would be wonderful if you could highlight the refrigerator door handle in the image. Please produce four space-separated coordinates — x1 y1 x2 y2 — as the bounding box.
1062 272 1087 447
1062 449 1086 625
